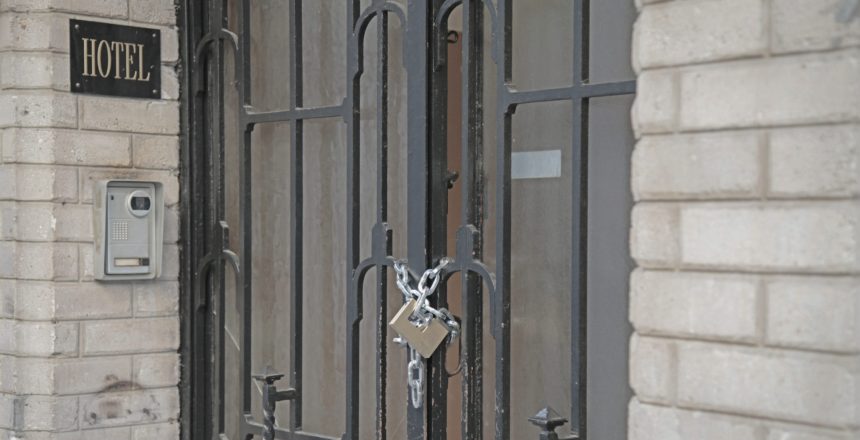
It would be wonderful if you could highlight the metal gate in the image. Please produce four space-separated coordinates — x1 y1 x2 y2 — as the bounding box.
181 1 635 439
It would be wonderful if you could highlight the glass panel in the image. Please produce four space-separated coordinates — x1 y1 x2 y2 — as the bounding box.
302 2 348 108
223 4 243 438
512 0 574 90
301 117 347 438
249 120 294 427
585 94 634 440
248 0 291 111
508 100 574 440
590 0 636 83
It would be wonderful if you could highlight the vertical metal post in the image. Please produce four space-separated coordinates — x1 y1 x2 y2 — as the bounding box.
239 0 254 421
460 1 485 439
184 7 243 438
207 2 227 439
570 0 589 436
344 2 362 439
288 0 305 433
427 2 450 439
178 0 202 436
495 1 513 439
405 0 433 437
375 9 390 440
394 1 450 438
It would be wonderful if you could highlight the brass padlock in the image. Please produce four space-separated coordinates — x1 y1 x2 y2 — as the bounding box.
389 299 449 358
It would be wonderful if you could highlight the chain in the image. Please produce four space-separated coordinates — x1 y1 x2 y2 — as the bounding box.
407 346 424 408
392 258 460 336
393 258 460 409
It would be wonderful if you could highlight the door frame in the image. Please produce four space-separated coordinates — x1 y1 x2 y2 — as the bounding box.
178 1 636 439
176 0 208 438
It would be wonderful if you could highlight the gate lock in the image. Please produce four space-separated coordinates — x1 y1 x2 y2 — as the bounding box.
390 258 461 409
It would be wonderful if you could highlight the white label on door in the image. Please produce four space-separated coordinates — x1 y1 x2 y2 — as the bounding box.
511 149 562 180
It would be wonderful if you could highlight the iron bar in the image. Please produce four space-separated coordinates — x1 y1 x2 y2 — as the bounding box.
377 13 389 226
239 0 253 423
459 1 485 439
241 416 342 440
182 0 211 437
242 105 343 126
344 0 362 438
578 80 636 98
494 1 513 440
427 0 449 437
506 86 571 106
209 2 227 439
240 122 253 415
178 0 198 434
405 1 434 439
505 79 636 107
288 0 305 433
570 0 589 436
375 10 390 440
215 216 226 434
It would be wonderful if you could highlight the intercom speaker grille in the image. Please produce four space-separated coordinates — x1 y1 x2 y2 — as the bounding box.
111 221 129 241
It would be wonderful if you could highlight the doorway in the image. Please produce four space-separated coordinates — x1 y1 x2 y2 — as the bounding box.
181 1 635 439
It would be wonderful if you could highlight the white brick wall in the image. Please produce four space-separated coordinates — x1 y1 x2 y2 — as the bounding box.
631 270 759 342
633 0 767 69
766 276 860 353
0 1 181 438
631 0 860 438
679 52 860 130
632 131 763 199
629 400 858 440
771 0 860 54
677 343 857 427
769 125 860 198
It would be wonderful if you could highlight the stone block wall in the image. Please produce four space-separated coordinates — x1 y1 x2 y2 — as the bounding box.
630 0 860 439
0 0 181 438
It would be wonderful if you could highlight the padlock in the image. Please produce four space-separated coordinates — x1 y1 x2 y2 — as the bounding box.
389 299 449 358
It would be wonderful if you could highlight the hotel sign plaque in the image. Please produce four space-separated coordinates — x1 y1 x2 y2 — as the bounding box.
69 19 161 99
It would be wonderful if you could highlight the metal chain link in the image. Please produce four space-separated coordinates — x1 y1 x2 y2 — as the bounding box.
407 346 424 408
392 258 461 409
392 258 460 337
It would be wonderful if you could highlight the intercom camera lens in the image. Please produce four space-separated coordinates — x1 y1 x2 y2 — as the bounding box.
130 196 151 211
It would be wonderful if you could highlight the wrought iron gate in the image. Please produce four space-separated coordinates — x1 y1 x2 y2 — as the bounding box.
181 1 635 439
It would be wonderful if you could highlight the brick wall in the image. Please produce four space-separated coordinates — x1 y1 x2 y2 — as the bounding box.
630 0 860 439
0 0 181 439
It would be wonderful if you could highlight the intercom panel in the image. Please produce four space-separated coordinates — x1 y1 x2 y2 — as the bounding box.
93 180 164 280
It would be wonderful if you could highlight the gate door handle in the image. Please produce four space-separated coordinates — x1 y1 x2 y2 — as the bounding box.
252 371 298 440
